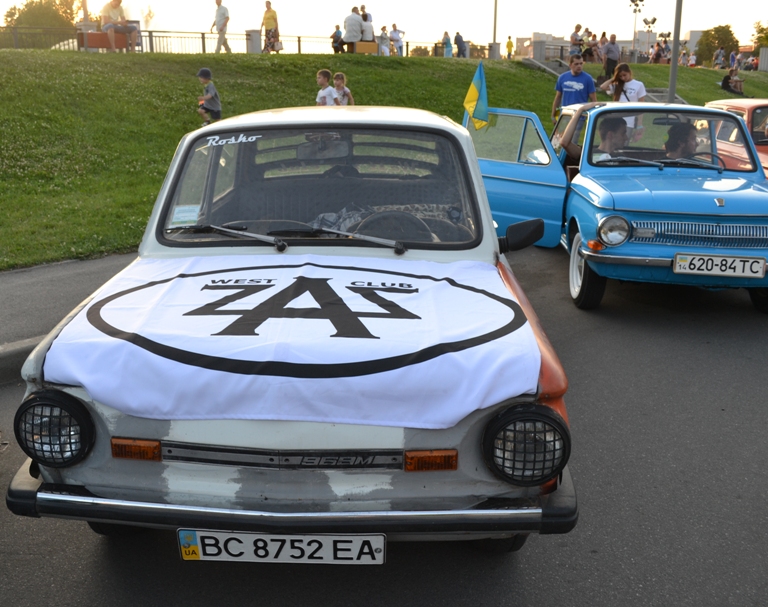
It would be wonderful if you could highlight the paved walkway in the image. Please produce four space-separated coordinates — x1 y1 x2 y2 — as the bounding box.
0 253 136 383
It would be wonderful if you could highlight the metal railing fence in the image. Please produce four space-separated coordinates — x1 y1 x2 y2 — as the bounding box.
0 27 491 58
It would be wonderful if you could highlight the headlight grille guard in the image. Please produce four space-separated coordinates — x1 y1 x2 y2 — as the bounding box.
14 390 95 468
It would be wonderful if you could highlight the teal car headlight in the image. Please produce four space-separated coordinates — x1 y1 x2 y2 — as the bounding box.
598 216 630 246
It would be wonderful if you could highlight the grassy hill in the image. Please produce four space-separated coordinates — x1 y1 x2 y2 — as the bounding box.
2 50 766 271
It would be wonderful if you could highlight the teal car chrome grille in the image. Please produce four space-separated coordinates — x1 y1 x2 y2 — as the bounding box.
630 221 768 249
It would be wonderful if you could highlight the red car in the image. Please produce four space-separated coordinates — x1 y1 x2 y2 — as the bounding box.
705 99 768 171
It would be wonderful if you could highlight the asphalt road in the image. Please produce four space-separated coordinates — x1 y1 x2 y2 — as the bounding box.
1 247 767 606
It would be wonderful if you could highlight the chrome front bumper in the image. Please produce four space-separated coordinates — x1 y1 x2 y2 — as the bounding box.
6 459 578 536
579 249 673 267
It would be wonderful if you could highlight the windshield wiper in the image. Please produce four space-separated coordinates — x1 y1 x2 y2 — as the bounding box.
165 224 287 251
657 157 724 173
594 156 664 169
267 226 407 255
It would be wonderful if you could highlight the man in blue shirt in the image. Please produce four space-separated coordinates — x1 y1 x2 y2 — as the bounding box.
551 54 597 123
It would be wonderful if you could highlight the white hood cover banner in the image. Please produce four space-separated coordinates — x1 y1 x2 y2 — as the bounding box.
43 255 540 429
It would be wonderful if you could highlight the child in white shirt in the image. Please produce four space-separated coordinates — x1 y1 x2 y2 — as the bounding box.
333 72 355 106
316 69 340 106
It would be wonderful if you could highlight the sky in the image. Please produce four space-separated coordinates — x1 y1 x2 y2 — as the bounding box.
3 0 761 49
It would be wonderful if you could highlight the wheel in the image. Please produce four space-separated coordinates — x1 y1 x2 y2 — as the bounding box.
355 211 435 242
471 534 529 553
748 288 768 313
569 231 606 309
688 152 726 170
87 521 147 537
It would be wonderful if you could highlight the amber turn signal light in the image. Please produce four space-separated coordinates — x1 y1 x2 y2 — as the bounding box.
111 438 162 461
404 450 458 472
587 239 605 251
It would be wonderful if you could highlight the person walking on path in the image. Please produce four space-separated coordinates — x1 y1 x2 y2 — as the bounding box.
713 46 726 69
378 25 390 56
551 54 596 123
602 33 619 80
454 32 467 58
261 1 279 53
196 68 221 126
569 24 583 56
442 31 452 57
389 24 404 56
211 0 231 54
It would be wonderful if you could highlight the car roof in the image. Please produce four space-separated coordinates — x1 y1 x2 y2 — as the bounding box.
562 101 734 115
705 98 768 111
197 105 464 134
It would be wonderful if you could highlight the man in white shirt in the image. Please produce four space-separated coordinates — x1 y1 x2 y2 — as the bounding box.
389 23 404 56
343 7 363 53
100 0 138 52
210 0 230 54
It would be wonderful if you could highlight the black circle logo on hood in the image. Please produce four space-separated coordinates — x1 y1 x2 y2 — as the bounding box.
87 262 529 378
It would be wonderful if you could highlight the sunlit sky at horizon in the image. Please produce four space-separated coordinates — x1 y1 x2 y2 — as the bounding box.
2 0 762 50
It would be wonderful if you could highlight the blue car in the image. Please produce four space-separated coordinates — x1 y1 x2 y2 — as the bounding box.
465 102 768 311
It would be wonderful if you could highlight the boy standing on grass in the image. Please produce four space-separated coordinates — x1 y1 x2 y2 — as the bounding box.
197 68 222 126
316 69 340 106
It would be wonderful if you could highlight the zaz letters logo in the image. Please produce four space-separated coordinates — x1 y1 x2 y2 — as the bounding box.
87 262 528 378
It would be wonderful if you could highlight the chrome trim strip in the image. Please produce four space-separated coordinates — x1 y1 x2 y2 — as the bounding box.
36 491 542 529
579 249 673 266
481 174 567 189
161 442 404 470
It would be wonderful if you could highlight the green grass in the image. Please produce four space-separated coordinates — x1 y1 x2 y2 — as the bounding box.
1 50 767 270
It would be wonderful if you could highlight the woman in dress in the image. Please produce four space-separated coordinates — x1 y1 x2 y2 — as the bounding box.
442 31 452 57
261 1 279 53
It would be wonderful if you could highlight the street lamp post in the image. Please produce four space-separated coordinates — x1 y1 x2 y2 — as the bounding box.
629 0 644 51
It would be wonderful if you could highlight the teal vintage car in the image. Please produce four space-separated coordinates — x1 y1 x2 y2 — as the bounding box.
465 103 768 312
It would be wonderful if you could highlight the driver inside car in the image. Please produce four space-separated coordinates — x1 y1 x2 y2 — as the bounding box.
664 122 698 159
560 103 629 163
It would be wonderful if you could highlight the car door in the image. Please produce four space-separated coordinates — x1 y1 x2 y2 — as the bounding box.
464 108 567 246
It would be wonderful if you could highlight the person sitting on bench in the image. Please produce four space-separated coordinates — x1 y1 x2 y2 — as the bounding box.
101 0 138 52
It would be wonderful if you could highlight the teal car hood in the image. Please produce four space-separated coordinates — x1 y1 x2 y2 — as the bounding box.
586 173 768 216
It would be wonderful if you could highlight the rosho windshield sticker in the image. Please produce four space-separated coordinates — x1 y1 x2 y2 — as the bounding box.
206 134 262 147
86 262 529 379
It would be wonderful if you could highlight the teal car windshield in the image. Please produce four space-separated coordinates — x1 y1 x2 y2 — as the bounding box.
162 127 479 248
586 110 758 172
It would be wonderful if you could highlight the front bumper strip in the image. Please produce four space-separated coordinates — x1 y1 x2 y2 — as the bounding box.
579 249 673 267
7 459 577 535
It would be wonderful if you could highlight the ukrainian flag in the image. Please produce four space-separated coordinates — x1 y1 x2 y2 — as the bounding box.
463 62 489 130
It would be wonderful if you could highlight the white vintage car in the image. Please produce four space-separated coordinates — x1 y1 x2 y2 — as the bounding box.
7 107 576 563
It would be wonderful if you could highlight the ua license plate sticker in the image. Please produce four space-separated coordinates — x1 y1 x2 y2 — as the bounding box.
674 254 766 278
178 529 385 565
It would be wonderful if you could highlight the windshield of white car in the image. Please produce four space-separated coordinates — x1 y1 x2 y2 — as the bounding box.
161 127 480 249
586 110 758 172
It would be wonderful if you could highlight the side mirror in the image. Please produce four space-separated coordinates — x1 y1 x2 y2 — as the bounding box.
499 219 545 253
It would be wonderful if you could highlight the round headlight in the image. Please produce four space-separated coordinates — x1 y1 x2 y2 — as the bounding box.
14 391 95 468
483 405 571 486
598 216 630 246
